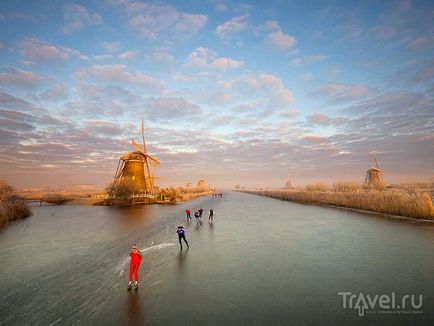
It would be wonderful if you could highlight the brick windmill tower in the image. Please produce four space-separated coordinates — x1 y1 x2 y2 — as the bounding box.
112 120 160 196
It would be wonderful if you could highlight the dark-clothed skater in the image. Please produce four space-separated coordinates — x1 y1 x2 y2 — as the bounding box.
176 225 189 250
194 211 201 225
209 209 214 221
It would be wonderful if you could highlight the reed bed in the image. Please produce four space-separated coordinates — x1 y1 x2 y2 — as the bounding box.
245 188 434 220
41 193 71 204
0 179 31 230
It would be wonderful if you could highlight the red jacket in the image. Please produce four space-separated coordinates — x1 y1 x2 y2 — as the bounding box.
130 250 142 265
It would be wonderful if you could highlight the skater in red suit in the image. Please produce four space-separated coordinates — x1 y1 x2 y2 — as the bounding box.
128 244 142 289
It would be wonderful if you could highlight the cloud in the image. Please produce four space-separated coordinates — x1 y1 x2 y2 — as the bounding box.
314 82 372 103
39 82 68 101
119 49 140 60
307 113 329 124
264 21 296 49
65 84 145 117
215 3 227 12
192 73 295 111
300 73 315 81
266 30 296 49
183 47 244 71
0 68 46 88
143 97 202 122
17 38 82 64
84 120 124 136
93 54 113 61
100 41 121 54
290 55 327 67
76 64 163 90
301 135 330 144
306 113 347 126
216 14 249 39
62 3 103 34
413 65 434 82
119 2 207 40
407 37 434 51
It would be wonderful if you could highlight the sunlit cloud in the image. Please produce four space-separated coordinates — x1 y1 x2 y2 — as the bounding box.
183 47 244 71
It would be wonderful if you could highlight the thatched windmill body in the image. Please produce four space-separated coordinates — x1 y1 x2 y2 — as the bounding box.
364 155 385 189
112 120 160 196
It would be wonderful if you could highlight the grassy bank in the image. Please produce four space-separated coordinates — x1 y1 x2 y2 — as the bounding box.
0 180 31 230
243 186 434 220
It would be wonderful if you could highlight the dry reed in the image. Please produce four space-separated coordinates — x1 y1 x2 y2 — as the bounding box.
41 193 71 204
245 187 434 220
0 179 31 230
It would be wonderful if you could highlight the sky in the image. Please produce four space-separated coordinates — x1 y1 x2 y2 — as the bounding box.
0 0 433 189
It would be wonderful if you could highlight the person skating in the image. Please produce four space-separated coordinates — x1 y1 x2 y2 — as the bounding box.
176 225 189 251
198 207 203 218
209 209 214 221
194 211 201 225
128 244 142 289
185 209 191 222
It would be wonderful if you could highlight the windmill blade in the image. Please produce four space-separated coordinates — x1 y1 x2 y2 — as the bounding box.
147 154 160 165
149 159 160 167
141 119 147 152
131 138 145 153
373 155 379 169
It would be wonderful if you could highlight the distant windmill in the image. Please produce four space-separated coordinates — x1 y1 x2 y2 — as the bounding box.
112 119 160 196
364 155 385 189
284 175 292 189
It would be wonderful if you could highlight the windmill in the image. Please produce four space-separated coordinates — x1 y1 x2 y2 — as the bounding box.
283 174 292 189
364 155 385 189
112 120 160 196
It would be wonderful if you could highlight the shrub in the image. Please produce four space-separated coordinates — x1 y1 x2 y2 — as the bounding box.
106 180 142 199
42 193 71 204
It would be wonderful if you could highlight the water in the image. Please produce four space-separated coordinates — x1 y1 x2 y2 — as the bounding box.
0 192 433 325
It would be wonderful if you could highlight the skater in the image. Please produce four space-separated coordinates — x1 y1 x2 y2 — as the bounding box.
176 225 189 250
128 244 142 289
194 211 201 225
198 207 203 218
209 209 214 221
185 209 191 222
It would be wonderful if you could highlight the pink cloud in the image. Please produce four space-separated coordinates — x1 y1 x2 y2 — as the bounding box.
0 68 46 88
76 64 164 90
407 37 434 51
216 14 249 39
266 30 296 49
119 50 140 60
183 47 244 71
